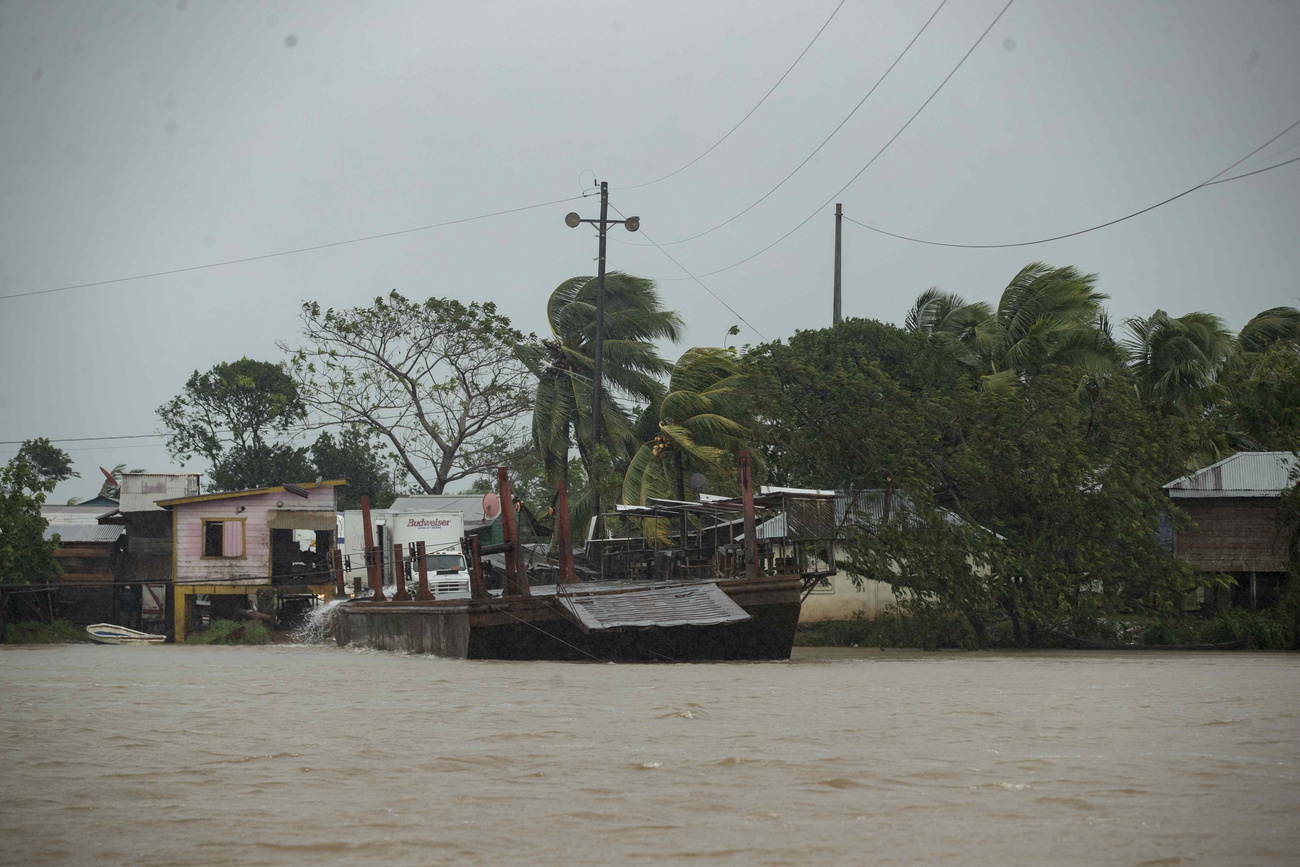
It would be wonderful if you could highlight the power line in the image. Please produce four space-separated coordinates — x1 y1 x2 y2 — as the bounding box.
623 0 848 191
843 120 1300 249
610 204 767 341
0 432 171 445
650 0 1016 282
0 195 587 303
623 0 949 247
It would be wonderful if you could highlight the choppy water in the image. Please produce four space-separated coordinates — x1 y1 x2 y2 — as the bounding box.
1 646 1296 866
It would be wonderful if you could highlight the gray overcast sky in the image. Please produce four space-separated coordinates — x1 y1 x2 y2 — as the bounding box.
2 0 1298 503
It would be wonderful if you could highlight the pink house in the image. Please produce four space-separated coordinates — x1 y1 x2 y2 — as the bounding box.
157 479 346 641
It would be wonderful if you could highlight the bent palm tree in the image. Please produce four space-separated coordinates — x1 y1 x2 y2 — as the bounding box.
1121 310 1234 415
622 347 750 508
519 273 682 487
907 262 1117 387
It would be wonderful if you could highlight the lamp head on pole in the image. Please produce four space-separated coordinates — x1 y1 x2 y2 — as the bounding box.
564 212 582 228
624 216 640 232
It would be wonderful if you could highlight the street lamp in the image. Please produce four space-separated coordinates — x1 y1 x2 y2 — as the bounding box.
565 180 640 538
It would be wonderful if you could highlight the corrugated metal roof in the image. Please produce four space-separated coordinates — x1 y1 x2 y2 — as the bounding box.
44 524 125 544
556 583 751 631
1164 452 1298 498
41 504 119 524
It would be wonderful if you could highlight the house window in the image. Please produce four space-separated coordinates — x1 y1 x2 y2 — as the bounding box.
202 519 246 558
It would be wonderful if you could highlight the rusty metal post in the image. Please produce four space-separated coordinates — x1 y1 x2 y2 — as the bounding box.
497 467 531 597
332 549 347 600
415 540 434 601
468 535 487 599
556 479 577 585
739 450 760 580
360 495 386 602
391 543 411 601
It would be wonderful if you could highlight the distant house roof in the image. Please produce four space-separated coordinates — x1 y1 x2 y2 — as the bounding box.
755 490 969 540
156 479 347 507
1163 452 1298 499
44 524 125 544
41 504 119 525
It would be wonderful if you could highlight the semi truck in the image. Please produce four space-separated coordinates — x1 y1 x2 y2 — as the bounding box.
340 509 471 596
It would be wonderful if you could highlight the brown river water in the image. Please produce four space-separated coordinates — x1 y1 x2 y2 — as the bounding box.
1 645 1297 866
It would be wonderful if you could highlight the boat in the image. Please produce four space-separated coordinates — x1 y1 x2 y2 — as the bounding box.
85 623 167 645
334 452 833 661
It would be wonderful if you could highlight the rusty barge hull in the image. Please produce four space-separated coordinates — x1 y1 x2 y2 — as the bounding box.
334 575 803 662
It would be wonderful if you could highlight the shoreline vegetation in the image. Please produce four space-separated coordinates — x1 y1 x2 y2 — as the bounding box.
795 607 1297 651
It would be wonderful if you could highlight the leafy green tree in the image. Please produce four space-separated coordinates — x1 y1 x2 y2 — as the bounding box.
622 347 750 505
907 262 1118 388
14 438 78 488
743 318 963 490
310 426 401 510
285 292 533 494
0 446 67 585
846 370 1205 646
158 357 309 490
518 273 682 489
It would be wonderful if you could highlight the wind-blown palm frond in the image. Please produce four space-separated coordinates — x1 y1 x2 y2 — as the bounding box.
1122 309 1232 414
622 348 752 519
527 273 681 488
1238 306 1300 353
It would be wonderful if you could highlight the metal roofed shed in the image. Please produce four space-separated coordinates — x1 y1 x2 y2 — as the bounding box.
1162 452 1299 607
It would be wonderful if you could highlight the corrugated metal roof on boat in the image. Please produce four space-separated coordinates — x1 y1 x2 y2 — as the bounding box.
556 583 751 631
1164 452 1297 498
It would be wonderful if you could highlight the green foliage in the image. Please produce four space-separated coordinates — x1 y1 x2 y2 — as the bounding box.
0 450 62 585
1122 310 1234 415
310 426 401 510
15 438 78 487
2 619 89 644
622 347 751 513
907 262 1119 385
519 273 681 489
1204 608 1290 649
206 443 313 492
159 357 307 465
185 618 272 645
743 318 959 490
286 292 533 494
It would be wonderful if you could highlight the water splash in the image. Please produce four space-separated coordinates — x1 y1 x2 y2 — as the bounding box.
290 598 347 644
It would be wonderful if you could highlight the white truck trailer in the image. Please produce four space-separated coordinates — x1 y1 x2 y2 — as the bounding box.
340 509 471 596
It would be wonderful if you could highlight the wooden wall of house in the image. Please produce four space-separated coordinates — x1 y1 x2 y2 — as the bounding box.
121 511 175 583
1174 497 1291 573
174 487 337 584
53 543 117 583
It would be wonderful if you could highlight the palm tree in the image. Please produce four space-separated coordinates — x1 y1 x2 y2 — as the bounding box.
1120 310 1234 415
621 347 750 507
907 262 1117 387
1238 306 1300 353
519 273 683 487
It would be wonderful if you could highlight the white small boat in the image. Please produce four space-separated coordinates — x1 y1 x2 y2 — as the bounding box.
85 623 166 645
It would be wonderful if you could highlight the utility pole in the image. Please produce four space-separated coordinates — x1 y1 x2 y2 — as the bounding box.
833 202 843 325
565 184 640 539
